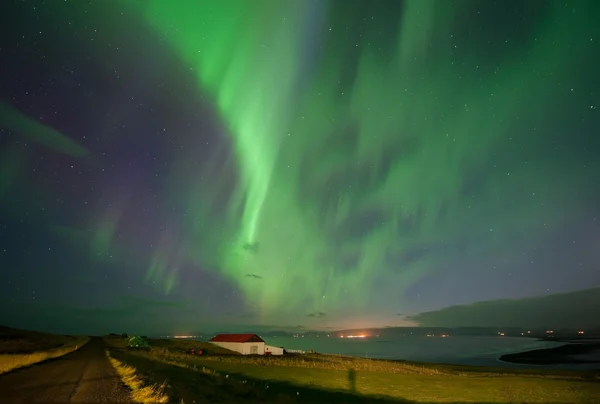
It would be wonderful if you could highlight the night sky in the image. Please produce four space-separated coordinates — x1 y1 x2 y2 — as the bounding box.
1 0 599 336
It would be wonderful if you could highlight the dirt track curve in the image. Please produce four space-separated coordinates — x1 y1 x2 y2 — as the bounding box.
0 337 131 403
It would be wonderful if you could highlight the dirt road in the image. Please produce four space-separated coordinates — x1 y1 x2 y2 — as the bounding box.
0 337 131 403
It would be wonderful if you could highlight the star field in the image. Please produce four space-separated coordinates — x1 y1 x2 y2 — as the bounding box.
0 0 599 335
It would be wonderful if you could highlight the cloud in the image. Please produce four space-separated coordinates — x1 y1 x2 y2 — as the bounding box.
307 311 326 318
396 312 403 316
245 273 263 279
408 287 600 328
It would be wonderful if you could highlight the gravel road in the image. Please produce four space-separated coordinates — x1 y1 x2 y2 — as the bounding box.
0 337 132 403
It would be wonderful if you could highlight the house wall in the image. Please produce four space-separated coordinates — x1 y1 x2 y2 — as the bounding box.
210 341 265 355
265 345 284 355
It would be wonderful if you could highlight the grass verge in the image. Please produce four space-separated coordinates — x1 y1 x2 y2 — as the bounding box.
109 348 405 403
147 344 600 380
0 336 90 374
106 350 169 403
100 344 600 403
133 344 600 403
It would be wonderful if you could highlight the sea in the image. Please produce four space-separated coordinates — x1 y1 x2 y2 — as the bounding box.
240 336 600 370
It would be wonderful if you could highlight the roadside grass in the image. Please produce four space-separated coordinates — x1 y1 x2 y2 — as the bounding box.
106 350 169 403
0 327 90 375
109 348 412 403
147 344 599 380
151 346 447 375
115 345 600 403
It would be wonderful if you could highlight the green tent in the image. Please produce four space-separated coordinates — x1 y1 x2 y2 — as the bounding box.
127 335 150 349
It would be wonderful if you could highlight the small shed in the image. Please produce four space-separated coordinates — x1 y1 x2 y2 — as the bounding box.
209 334 265 355
264 345 284 356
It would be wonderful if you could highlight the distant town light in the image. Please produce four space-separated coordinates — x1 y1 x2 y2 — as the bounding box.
578 330 585 334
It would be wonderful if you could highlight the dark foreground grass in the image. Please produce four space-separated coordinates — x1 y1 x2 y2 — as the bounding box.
108 344 600 403
109 348 411 403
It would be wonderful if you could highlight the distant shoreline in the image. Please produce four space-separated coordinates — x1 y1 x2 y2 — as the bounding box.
500 342 600 365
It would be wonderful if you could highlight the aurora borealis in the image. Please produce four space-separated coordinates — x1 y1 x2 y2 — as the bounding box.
1 0 599 335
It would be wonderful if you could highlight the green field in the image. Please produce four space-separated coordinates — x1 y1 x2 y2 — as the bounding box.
104 337 600 403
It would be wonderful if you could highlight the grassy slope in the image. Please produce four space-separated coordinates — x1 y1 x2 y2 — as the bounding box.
0 326 89 374
105 337 600 403
106 350 168 403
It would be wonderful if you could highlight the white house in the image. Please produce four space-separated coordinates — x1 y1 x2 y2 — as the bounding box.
209 334 266 355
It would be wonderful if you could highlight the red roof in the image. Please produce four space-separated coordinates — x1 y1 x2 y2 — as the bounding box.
209 333 264 343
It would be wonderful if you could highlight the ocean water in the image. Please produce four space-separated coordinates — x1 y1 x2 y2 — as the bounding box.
253 336 598 370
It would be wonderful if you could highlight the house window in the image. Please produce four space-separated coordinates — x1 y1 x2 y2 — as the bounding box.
250 345 258 354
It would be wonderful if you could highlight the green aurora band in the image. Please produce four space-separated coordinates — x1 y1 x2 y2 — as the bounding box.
127 0 595 325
